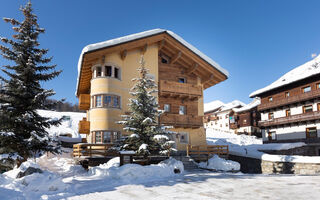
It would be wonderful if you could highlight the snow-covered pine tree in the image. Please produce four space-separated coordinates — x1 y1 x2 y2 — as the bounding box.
0 1 63 165
118 56 175 157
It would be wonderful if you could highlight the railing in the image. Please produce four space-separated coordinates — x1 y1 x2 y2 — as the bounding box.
79 118 90 134
187 145 229 161
73 143 117 157
160 114 203 127
258 89 320 111
159 80 202 98
259 111 320 127
79 94 90 110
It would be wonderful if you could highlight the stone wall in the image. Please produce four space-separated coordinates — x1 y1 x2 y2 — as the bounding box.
229 154 320 175
261 144 320 156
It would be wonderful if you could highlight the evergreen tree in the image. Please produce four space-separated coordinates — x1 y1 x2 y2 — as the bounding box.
118 56 175 157
0 1 63 164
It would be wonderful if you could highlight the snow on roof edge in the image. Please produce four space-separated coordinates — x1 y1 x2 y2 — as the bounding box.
233 97 260 113
75 29 229 96
249 55 320 98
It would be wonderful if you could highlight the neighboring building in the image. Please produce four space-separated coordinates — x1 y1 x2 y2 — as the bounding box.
76 29 229 152
250 55 320 155
204 100 245 134
229 97 261 137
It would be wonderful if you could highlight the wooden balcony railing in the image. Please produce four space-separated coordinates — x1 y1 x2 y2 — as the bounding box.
159 80 202 99
79 117 90 134
187 145 229 161
258 89 320 111
73 143 117 157
259 111 320 127
160 114 203 128
79 94 90 110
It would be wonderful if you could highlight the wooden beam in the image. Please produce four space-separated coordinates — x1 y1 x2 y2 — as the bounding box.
141 44 148 54
120 50 127 60
158 40 165 51
202 74 214 84
170 51 182 64
186 63 198 75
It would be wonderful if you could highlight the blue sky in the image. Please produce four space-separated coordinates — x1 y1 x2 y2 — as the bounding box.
0 0 319 105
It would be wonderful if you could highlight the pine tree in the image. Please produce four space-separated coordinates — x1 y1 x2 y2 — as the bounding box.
118 56 175 157
0 1 63 165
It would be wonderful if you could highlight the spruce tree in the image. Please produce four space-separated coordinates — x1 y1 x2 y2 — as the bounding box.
118 56 175 157
0 1 63 164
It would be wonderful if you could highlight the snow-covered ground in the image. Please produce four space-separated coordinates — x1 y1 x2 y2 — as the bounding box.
206 128 320 163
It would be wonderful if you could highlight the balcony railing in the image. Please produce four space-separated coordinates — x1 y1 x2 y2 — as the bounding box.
79 94 90 110
160 113 203 128
259 111 320 127
258 89 320 111
159 80 202 99
79 117 90 134
73 143 116 157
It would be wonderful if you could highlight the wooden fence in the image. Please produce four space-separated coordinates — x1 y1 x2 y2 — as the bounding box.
73 143 117 158
187 145 229 161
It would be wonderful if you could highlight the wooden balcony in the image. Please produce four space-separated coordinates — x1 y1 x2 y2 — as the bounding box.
160 113 203 128
79 94 90 110
230 123 239 129
258 89 320 111
79 117 90 134
159 80 202 100
259 111 320 127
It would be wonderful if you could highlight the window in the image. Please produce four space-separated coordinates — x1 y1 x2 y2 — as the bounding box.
243 119 247 124
303 86 311 93
226 123 228 127
114 67 119 79
318 103 320 111
164 104 170 112
268 112 274 120
285 92 290 98
303 105 313 113
226 114 229 119
285 109 291 117
317 83 320 89
268 97 273 102
95 132 102 143
161 57 168 64
96 66 102 77
179 106 186 115
93 131 121 143
178 78 186 83
96 95 102 107
179 132 189 144
93 94 121 109
113 96 119 108
306 127 317 138
268 131 276 141
105 66 112 77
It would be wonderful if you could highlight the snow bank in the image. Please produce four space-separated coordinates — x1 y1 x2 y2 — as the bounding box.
250 55 320 97
206 128 320 164
89 157 184 182
199 155 240 171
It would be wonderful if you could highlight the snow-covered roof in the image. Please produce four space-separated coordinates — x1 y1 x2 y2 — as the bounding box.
250 55 320 97
204 100 224 113
204 100 245 114
76 29 229 95
233 97 260 113
220 100 246 112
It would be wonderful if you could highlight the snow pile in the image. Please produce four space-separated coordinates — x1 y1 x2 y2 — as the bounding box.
199 155 240 171
250 55 320 97
37 109 86 139
206 128 320 163
89 157 184 182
